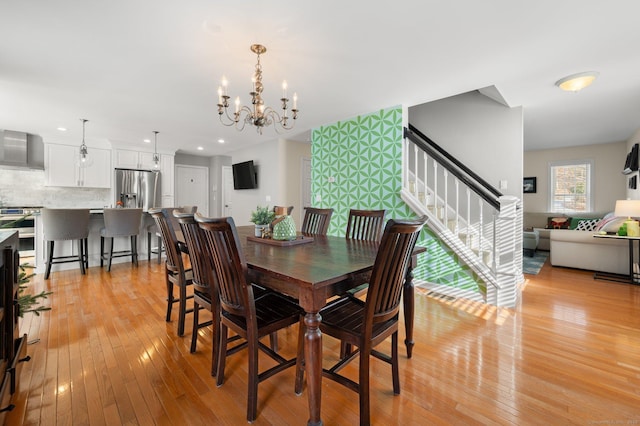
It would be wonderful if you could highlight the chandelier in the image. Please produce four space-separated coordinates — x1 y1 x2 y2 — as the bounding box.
217 44 298 134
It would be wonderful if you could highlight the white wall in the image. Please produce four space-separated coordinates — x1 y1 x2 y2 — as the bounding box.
524 142 626 213
408 90 523 198
226 139 282 226
224 138 311 226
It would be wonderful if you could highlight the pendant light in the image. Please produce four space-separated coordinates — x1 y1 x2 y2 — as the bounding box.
78 118 93 168
152 131 160 169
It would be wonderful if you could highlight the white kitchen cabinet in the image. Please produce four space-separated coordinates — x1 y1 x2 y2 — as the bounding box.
114 149 157 170
45 143 111 188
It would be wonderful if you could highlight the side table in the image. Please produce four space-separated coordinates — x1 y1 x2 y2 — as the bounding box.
592 234 640 284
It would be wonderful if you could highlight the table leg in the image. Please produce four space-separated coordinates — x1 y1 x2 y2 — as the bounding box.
629 239 634 282
403 262 416 359
304 311 323 426
631 239 639 285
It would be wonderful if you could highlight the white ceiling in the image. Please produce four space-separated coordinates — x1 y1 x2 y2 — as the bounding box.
1 1 639 157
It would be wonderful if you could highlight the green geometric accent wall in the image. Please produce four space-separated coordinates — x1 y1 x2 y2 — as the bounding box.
312 106 482 293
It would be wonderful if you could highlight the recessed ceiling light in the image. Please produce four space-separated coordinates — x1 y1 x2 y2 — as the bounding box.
143 139 151 143
197 146 204 151
218 139 225 144
555 71 599 92
57 127 67 132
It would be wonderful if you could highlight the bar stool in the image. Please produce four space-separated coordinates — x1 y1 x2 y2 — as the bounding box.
100 208 143 272
41 208 90 280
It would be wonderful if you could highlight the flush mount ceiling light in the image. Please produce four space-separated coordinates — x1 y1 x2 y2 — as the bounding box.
217 44 298 134
555 71 599 92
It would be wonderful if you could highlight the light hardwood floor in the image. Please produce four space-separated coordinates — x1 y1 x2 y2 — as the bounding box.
7 255 640 425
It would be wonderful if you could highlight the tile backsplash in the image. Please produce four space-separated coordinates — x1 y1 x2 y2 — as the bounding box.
0 168 111 208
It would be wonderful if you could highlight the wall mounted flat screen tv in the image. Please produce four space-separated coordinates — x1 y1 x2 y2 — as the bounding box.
232 160 258 189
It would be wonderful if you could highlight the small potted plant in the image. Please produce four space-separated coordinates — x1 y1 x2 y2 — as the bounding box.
250 205 275 237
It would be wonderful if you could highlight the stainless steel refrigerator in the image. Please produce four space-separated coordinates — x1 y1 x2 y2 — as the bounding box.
114 168 161 211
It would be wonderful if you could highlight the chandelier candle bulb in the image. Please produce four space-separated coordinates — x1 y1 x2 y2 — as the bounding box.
293 93 297 110
282 80 287 98
221 76 228 95
217 87 223 104
235 97 240 114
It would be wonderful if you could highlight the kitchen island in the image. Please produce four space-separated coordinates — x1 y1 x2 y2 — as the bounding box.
33 209 155 275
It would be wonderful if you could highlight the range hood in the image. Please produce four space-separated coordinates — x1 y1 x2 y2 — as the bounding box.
0 130 44 170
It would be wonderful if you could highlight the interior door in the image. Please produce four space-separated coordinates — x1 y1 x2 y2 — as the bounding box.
300 157 312 226
175 165 209 216
222 166 233 217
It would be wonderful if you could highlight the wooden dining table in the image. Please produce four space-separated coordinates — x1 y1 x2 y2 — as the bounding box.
236 226 425 426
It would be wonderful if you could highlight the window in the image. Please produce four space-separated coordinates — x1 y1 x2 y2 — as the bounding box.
548 159 594 213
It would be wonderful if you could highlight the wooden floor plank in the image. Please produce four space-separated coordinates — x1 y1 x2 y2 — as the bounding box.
6 256 640 425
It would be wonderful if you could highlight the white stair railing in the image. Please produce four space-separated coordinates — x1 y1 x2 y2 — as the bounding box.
402 126 523 308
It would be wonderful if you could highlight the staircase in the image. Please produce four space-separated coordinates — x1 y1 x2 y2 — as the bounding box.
402 125 524 308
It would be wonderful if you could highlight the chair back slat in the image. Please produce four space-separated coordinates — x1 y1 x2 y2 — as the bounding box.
365 217 427 328
175 211 213 295
149 208 184 274
196 216 253 319
345 209 386 242
301 207 334 235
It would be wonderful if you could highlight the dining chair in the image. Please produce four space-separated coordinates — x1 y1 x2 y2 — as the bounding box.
41 208 90 279
301 207 334 235
345 209 386 242
342 208 387 327
147 206 197 263
149 208 194 337
296 216 427 425
100 208 143 272
176 211 280 372
196 215 304 422
173 211 218 368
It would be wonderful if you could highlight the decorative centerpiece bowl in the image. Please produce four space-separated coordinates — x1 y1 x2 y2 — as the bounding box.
272 206 297 240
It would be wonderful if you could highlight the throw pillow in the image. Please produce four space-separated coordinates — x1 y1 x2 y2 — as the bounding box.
594 216 626 233
569 217 597 229
547 217 571 229
575 219 600 231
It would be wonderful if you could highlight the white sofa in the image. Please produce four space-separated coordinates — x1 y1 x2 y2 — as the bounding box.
524 211 632 274
550 229 629 275
523 212 606 251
